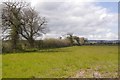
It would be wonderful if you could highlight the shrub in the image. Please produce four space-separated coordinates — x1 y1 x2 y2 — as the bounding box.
2 40 24 53
40 38 72 49
2 38 72 53
2 40 12 53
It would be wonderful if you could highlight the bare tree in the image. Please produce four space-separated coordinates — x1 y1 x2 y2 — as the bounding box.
80 37 85 45
66 33 74 45
73 36 80 45
19 7 47 48
2 2 47 50
2 2 29 51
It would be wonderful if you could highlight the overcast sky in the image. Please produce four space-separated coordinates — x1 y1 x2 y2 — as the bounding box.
31 1 118 40
1 0 118 40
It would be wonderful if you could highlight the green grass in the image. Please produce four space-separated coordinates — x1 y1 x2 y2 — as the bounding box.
0 54 2 79
2 46 118 78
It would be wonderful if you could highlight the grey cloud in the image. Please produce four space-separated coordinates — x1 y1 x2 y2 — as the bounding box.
34 2 118 40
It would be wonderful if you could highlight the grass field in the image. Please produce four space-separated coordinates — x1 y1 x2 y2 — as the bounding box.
0 54 2 79
2 46 118 78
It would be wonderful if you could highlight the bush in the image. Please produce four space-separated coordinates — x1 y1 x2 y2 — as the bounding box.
2 41 12 53
2 38 72 53
39 38 72 49
2 40 24 53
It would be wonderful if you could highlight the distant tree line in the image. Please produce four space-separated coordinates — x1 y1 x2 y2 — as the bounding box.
85 40 119 45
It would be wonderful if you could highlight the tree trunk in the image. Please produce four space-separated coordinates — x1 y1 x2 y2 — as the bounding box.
28 38 35 48
11 26 19 52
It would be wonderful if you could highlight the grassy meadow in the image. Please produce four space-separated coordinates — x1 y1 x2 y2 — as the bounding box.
0 54 2 79
2 46 118 78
